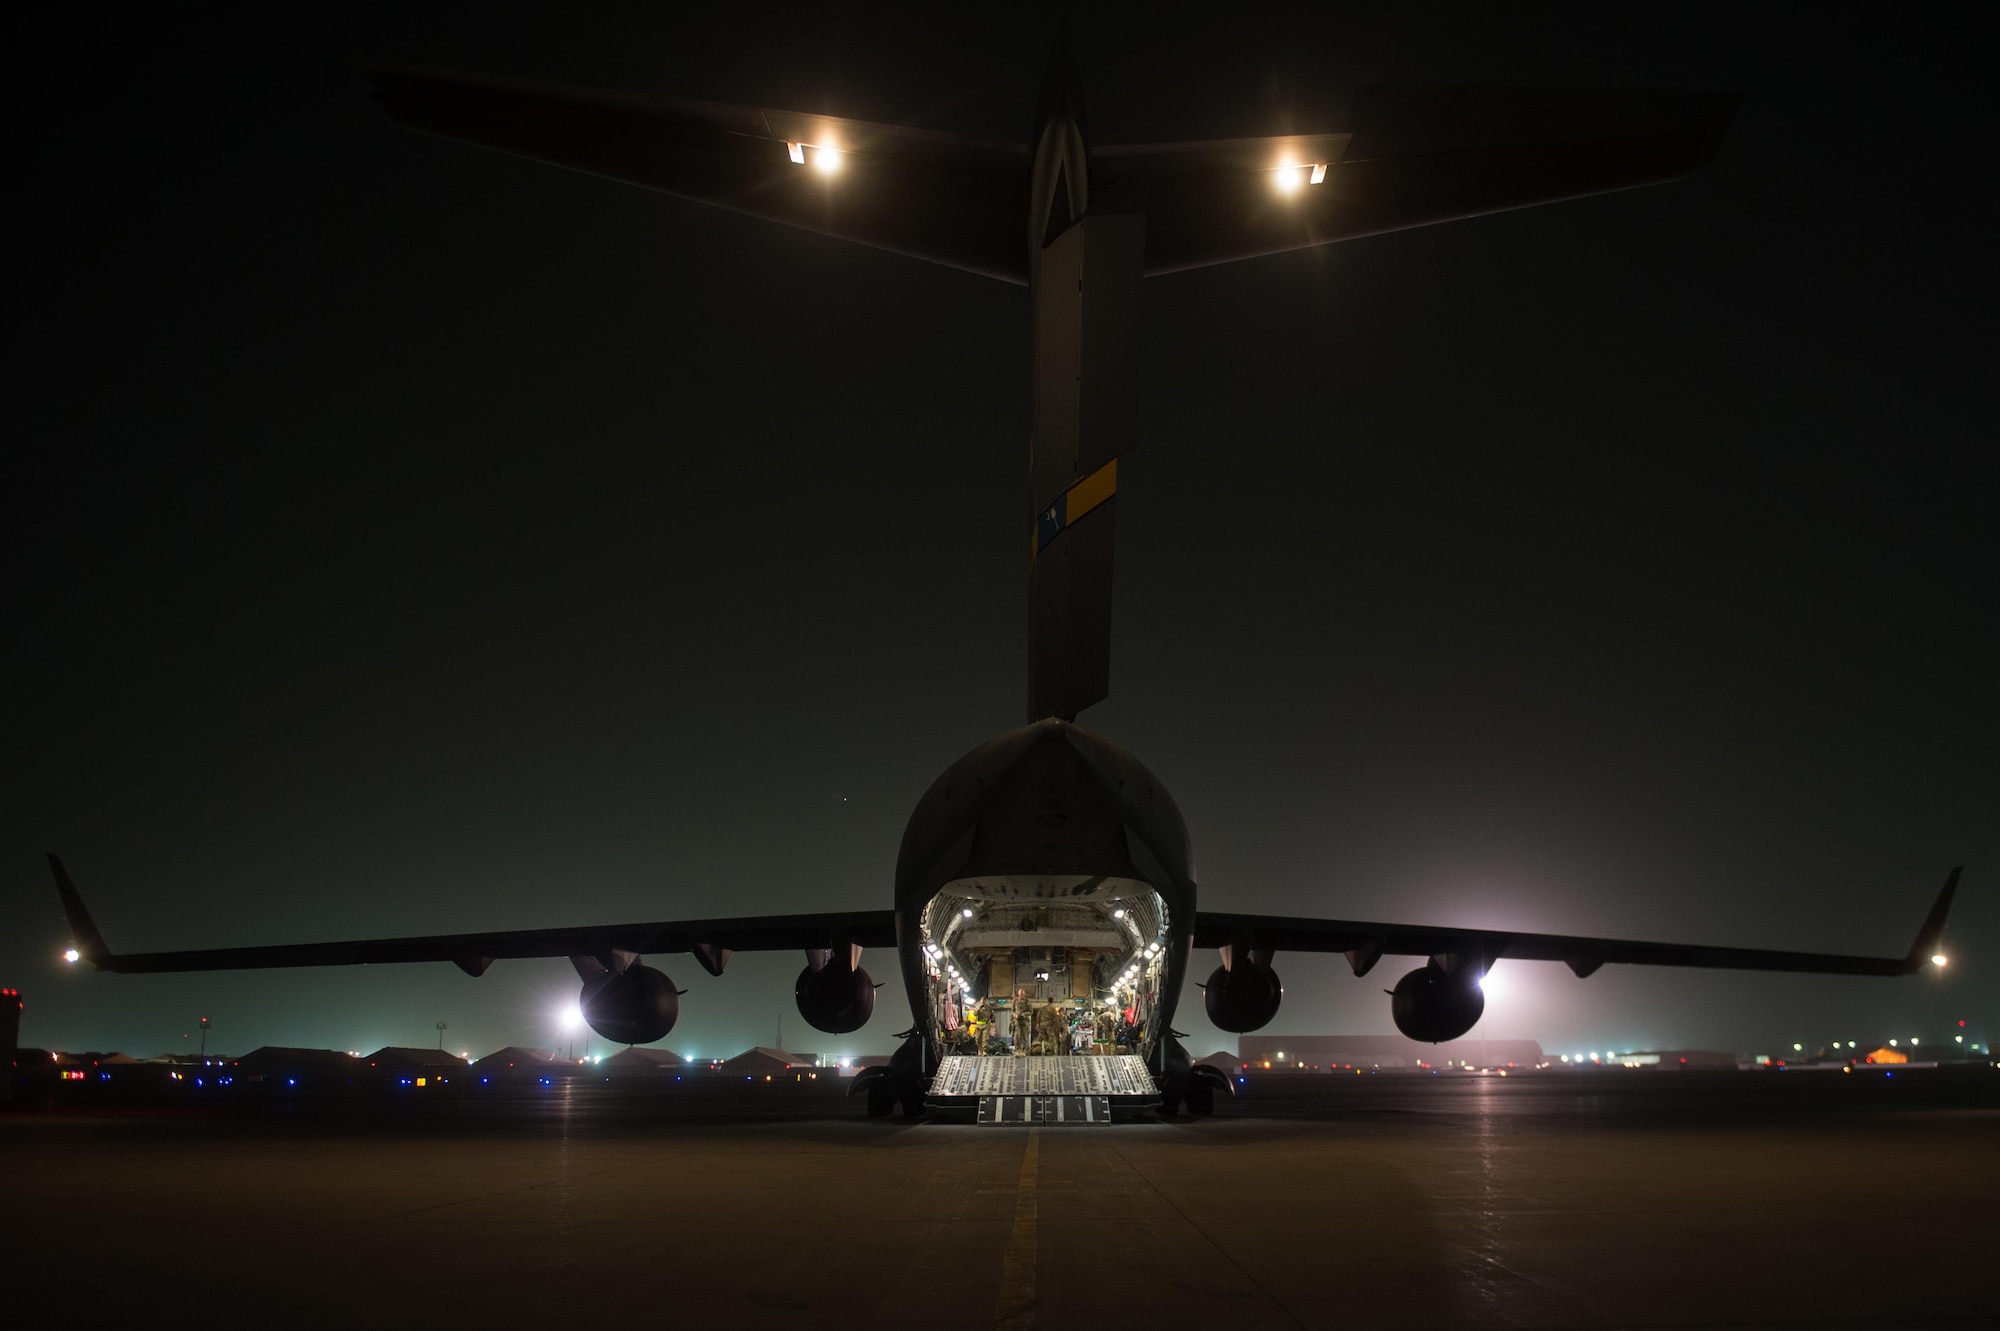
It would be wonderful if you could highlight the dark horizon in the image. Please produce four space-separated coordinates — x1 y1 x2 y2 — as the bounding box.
7 4 1993 1061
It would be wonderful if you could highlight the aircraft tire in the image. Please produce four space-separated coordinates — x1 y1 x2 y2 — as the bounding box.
865 1081 895 1118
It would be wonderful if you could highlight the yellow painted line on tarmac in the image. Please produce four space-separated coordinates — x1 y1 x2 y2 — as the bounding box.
992 1128 1040 1330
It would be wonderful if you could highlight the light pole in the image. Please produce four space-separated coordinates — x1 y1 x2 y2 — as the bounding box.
199 1016 209 1060
561 1005 582 1061
436 1021 447 1051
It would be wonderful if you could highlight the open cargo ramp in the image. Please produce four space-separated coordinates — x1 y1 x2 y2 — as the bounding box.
928 1055 1157 1125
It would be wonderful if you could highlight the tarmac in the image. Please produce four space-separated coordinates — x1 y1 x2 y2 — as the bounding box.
5 1069 1996 1329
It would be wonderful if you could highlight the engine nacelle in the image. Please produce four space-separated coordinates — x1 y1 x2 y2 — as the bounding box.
580 964 681 1045
1202 960 1283 1033
1389 964 1484 1043
796 961 876 1034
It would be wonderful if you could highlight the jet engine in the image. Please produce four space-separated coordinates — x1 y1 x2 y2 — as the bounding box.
1202 959 1283 1033
579 964 681 1045
795 953 875 1034
1389 963 1484 1043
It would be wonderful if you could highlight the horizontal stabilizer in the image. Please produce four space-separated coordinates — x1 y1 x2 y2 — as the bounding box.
371 68 1031 283
1107 84 1740 276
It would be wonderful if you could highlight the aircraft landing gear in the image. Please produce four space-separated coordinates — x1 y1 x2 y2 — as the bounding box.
865 1080 896 1118
1186 1078 1215 1117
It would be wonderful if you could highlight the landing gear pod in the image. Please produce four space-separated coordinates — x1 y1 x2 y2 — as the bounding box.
1389 963 1484 1043
579 965 681 1045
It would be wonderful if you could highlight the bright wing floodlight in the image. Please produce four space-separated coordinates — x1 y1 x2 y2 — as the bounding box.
63 947 79 964
1932 953 1948 967
812 145 842 174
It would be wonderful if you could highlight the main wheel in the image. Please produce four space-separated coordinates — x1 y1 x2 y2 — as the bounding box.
865 1081 895 1118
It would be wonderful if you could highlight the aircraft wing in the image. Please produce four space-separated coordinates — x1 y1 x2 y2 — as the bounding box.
1193 867 1960 978
369 68 1031 283
1105 84 1742 276
48 855 895 977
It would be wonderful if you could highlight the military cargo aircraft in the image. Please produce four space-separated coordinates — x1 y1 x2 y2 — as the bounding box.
51 52 1959 1120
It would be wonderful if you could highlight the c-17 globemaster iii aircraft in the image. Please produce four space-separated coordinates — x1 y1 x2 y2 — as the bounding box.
51 52 1960 1122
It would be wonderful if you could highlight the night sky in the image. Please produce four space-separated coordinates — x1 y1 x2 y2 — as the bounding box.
8 4 1993 1063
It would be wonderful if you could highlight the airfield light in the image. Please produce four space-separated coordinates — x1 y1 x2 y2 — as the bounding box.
1932 953 1948 967
63 947 79 964
1889 1039 1898 1047
1910 1037 1919 1046
1793 1043 1803 1052
561 1005 584 1032
813 145 842 175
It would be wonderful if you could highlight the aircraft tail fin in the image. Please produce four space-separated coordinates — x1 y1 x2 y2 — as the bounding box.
1026 176 1144 721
